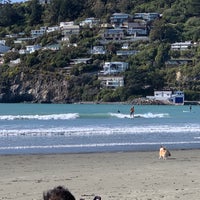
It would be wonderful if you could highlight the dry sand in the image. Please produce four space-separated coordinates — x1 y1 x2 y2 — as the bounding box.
0 150 200 200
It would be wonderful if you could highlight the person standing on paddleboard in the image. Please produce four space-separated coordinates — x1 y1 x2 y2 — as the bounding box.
130 106 135 118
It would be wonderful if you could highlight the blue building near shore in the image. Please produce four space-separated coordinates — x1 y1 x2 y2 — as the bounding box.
170 91 184 105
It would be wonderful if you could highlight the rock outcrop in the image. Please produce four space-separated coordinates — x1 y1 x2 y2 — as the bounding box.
0 71 70 103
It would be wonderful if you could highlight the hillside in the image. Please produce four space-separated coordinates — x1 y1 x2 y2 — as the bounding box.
0 0 200 103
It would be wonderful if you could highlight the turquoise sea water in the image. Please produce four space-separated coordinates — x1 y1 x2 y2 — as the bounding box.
0 103 199 154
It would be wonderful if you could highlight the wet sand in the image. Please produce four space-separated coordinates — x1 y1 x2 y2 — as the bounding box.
0 150 200 200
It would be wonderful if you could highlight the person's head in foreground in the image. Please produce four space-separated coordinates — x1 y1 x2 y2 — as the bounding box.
93 196 101 200
43 186 76 200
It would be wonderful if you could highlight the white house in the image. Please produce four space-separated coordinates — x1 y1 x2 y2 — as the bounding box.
60 21 74 28
10 58 21 65
61 25 80 36
146 91 172 101
80 17 100 28
43 43 60 51
70 58 92 65
171 41 193 50
0 40 6 45
98 76 124 88
90 46 106 55
122 43 129 49
101 62 128 75
14 37 34 44
19 44 41 54
47 26 60 33
134 13 160 21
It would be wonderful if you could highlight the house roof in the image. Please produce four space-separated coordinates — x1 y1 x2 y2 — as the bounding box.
0 44 10 54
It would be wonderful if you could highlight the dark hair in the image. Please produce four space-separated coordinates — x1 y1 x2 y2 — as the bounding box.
43 186 76 200
93 196 101 200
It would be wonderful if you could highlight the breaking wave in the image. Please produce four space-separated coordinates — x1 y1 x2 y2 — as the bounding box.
0 113 79 120
0 112 169 120
109 112 169 119
0 124 200 137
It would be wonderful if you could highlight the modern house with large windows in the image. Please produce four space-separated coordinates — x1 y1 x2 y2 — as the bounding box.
101 62 128 75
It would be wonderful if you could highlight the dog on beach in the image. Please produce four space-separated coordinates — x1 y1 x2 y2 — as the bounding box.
159 146 171 159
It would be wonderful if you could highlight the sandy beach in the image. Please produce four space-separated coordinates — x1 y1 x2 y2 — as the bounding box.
0 150 200 200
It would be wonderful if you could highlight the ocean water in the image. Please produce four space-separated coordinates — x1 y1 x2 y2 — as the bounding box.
0 103 199 155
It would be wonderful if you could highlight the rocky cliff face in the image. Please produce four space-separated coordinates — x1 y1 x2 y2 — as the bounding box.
0 71 70 103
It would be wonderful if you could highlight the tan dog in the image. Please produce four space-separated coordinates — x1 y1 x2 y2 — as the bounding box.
159 146 171 159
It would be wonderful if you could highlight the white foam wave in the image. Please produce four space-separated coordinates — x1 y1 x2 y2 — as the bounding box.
0 113 79 120
0 112 168 120
1 141 200 150
0 124 200 137
109 112 169 119
138 112 169 118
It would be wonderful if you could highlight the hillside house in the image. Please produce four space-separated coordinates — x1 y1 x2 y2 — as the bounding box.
103 28 125 40
90 46 106 55
116 50 138 56
5 34 18 38
127 21 148 36
98 76 124 88
19 44 41 54
47 26 60 33
60 21 74 27
0 44 10 54
101 62 128 75
165 59 193 67
60 21 80 36
31 27 47 38
14 37 35 44
80 17 100 28
70 58 92 65
39 0 51 4
110 13 133 28
122 43 129 49
0 40 6 45
43 43 60 51
171 41 193 50
10 58 21 65
134 13 160 21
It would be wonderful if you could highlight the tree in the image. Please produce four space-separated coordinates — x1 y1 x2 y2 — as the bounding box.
150 19 181 42
154 43 170 67
3 52 19 63
0 3 20 26
46 0 61 24
92 0 105 18
28 0 43 26
185 0 200 17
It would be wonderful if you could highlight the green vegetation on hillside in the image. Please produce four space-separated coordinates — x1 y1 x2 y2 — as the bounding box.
0 0 200 102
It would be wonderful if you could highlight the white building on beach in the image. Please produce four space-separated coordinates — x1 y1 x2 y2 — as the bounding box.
146 90 184 104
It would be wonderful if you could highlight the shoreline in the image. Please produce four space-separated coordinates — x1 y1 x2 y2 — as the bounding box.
0 147 199 156
1 146 200 156
1 149 200 200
